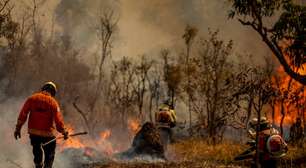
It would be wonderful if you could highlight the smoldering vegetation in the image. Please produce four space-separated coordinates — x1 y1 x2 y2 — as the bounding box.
0 0 305 167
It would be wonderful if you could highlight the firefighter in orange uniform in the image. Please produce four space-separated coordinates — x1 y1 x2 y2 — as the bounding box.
249 117 287 168
14 82 69 168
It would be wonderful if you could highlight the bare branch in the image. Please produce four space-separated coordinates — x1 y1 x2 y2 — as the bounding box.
0 0 10 13
72 96 90 132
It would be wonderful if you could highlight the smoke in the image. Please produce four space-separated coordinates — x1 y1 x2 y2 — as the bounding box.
9 0 271 65
0 98 76 168
0 98 32 168
118 0 269 62
50 0 269 63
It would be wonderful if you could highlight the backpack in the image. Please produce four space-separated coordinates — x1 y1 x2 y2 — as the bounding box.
157 110 172 123
266 134 288 158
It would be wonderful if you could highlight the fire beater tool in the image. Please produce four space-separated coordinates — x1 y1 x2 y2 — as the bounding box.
42 131 88 146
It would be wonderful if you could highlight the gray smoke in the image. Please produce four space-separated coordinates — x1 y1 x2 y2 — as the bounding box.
50 0 269 63
0 98 75 168
0 98 32 168
10 0 271 63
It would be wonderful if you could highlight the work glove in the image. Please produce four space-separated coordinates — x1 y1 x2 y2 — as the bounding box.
14 127 21 140
63 131 69 140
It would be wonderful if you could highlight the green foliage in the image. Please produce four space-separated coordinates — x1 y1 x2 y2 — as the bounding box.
229 0 306 84
273 2 306 66
229 0 283 18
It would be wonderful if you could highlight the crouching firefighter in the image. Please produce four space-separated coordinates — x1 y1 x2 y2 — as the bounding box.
155 102 177 143
234 117 288 168
14 82 69 168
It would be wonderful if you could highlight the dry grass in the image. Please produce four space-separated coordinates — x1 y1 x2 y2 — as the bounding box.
84 139 306 168
84 138 247 168
85 161 243 168
170 138 245 164
285 144 306 159
280 144 306 167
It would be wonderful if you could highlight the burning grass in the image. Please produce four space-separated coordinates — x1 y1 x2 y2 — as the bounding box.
128 119 141 134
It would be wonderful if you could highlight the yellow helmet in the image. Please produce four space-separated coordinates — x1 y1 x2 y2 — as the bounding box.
41 81 57 96
159 104 169 111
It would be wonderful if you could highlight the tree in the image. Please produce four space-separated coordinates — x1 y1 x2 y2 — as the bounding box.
271 67 305 135
190 31 240 143
229 0 306 85
0 0 18 42
133 55 153 120
108 56 136 128
91 10 117 112
72 10 118 134
161 49 182 108
250 71 274 168
182 25 198 129
233 64 275 168
147 64 162 122
0 0 23 98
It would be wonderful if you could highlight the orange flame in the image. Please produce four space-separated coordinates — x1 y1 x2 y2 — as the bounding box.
270 65 306 127
96 130 114 155
59 125 85 151
128 119 141 134
58 126 116 156
100 130 111 139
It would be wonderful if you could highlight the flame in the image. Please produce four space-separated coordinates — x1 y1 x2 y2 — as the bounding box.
56 120 141 157
270 63 306 127
58 126 116 156
96 130 115 155
128 118 141 134
100 130 111 139
58 125 85 151
60 138 85 150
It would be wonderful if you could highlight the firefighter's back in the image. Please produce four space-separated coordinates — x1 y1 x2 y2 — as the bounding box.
27 91 58 135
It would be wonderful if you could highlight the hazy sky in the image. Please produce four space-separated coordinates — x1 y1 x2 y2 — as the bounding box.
13 0 274 64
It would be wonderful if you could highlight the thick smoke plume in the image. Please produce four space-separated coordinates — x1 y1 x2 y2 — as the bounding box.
12 0 269 63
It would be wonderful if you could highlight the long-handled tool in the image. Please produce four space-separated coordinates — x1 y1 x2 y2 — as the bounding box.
42 131 88 146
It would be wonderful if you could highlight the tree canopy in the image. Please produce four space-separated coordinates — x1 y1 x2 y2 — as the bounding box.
229 0 306 84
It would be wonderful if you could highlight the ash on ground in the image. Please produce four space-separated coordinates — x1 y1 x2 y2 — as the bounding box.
56 147 110 167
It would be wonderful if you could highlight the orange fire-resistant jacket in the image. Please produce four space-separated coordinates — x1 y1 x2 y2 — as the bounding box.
16 91 66 137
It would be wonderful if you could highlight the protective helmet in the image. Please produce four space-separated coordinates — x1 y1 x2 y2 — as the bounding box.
159 104 169 111
249 117 271 131
41 81 57 97
163 99 174 109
